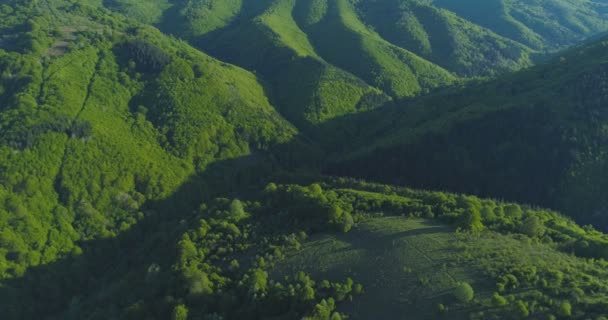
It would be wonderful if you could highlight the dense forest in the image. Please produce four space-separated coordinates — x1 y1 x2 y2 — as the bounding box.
327 36 608 229
2 0 608 319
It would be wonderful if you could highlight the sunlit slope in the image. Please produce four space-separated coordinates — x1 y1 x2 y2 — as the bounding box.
201 0 390 127
432 0 608 50
352 0 532 77
295 0 457 97
0 1 295 278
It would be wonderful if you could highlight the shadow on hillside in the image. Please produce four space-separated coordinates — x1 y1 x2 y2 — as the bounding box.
0 61 601 318
0 86 588 318
0 133 322 319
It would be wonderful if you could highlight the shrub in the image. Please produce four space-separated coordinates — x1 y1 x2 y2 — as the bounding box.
515 300 529 317
520 215 545 237
172 304 188 320
492 292 508 306
453 282 474 303
558 301 572 317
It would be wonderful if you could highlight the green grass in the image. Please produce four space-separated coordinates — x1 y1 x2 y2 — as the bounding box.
275 213 608 319
274 217 481 319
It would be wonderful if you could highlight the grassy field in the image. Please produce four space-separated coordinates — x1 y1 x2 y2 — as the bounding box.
274 217 485 319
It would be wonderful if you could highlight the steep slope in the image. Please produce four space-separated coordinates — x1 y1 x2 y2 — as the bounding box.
294 0 457 98
98 0 608 130
199 0 391 128
432 0 608 50
352 0 532 77
327 37 608 228
0 0 296 280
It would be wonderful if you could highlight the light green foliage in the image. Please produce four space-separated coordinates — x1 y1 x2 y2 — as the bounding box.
230 199 248 221
515 300 530 317
0 0 295 285
453 282 474 303
491 292 508 306
559 301 572 317
434 0 608 50
458 197 484 232
353 0 532 77
520 215 545 238
172 304 189 320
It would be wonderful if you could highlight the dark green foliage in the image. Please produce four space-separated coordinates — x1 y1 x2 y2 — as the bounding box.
328 37 608 230
68 119 92 139
124 39 171 72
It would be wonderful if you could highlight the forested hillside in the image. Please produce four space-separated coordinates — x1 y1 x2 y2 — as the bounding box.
432 0 608 50
3 0 608 319
328 36 608 229
0 0 298 280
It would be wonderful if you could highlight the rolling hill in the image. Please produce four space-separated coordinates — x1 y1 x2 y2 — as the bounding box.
0 0 297 280
3 0 608 319
431 0 608 50
96 0 608 131
327 35 608 229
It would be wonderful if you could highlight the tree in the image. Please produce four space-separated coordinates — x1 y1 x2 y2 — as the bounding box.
492 292 508 306
515 300 529 317
340 212 354 233
481 206 496 222
520 215 545 237
309 183 323 195
558 301 572 317
459 207 484 232
453 282 474 303
308 298 336 320
126 39 171 72
248 269 268 293
504 204 523 221
230 199 248 221
328 205 343 221
172 304 188 320
69 120 92 139
187 269 213 295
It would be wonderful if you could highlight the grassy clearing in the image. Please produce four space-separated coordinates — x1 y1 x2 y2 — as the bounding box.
274 217 484 319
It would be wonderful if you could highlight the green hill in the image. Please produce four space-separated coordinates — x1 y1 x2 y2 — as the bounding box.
5 0 608 319
327 36 608 229
0 0 296 280
432 0 608 50
97 0 608 126
7 179 608 319
351 0 532 77
198 0 392 128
